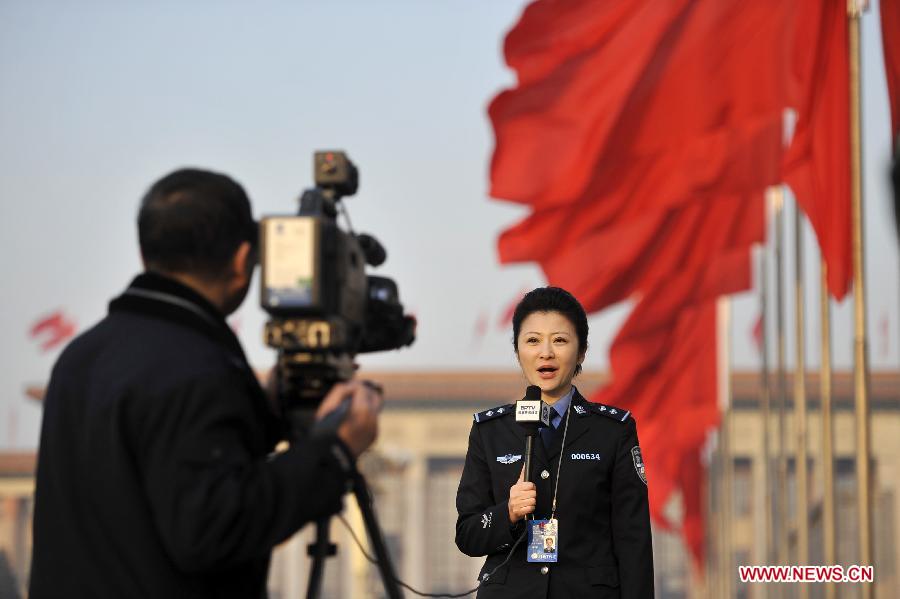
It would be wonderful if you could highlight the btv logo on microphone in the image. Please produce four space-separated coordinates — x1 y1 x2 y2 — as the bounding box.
516 400 550 425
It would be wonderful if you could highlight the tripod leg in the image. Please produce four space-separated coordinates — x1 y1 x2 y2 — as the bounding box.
352 473 404 599
306 517 335 599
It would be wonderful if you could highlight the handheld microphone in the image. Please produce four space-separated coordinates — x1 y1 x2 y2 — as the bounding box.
515 385 550 483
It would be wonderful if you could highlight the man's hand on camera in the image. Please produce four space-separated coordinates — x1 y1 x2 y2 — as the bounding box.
315 381 383 458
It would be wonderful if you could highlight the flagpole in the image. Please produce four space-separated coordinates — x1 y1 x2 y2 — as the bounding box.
759 200 774 568
717 297 734 599
711 429 727 599
773 186 790 572
793 199 809 594
820 260 836 599
715 445 727 599
848 3 873 595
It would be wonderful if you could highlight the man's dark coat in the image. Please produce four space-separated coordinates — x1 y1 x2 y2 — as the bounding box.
30 273 351 598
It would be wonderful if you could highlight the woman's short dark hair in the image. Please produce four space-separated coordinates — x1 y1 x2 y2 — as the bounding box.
138 168 257 280
512 287 589 374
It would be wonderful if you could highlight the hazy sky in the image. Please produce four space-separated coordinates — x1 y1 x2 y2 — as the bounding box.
2 1 898 449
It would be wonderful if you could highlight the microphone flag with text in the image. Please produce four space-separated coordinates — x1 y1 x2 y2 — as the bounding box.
515 385 551 483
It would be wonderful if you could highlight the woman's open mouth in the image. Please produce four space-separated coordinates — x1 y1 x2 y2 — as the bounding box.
537 366 558 380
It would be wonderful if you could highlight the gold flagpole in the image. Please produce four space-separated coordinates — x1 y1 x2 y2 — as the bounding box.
716 446 728 599
760 199 774 568
774 186 790 571
712 428 727 599
848 4 873 597
820 260 836 599
717 441 730 599
793 199 809 597
705 439 719 599
717 298 734 598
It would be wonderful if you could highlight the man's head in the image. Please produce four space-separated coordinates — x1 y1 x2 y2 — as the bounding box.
138 168 257 315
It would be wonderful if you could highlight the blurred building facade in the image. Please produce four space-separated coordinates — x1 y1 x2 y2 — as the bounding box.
0 453 34 599
711 372 900 599
2 371 898 598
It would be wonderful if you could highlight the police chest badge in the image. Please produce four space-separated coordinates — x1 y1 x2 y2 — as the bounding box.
631 446 647 485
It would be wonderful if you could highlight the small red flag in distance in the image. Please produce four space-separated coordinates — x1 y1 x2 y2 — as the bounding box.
29 311 77 352
472 310 489 347
496 287 532 331
751 314 763 355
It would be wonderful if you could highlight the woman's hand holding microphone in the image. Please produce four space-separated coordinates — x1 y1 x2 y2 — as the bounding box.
508 466 537 523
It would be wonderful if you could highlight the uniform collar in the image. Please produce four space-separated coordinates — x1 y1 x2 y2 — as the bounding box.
548 386 576 418
543 388 591 461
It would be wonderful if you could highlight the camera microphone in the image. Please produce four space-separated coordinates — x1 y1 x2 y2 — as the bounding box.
515 385 550 483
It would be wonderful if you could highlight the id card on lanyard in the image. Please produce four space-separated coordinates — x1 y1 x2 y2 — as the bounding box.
527 518 558 563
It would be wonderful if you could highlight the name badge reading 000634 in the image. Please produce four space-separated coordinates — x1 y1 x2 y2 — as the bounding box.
527 518 558 563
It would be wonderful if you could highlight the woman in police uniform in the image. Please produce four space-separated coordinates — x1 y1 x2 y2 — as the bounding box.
455 287 654 599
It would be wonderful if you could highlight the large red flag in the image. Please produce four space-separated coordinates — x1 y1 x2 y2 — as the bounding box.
566 227 752 563
590 249 750 559
490 0 789 209
601 300 718 531
596 250 750 409
503 190 766 313
490 0 693 206
782 0 852 299
497 114 781 265
492 0 786 315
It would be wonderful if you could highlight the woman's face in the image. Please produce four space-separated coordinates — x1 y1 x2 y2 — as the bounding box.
516 311 584 401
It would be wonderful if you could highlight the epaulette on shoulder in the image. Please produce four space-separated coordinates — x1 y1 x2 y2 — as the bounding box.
473 404 515 423
587 402 632 423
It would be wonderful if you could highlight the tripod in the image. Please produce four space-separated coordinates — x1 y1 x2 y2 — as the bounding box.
305 468 404 599
277 371 401 598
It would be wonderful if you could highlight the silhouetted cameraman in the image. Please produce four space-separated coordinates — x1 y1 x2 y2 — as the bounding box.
30 168 382 598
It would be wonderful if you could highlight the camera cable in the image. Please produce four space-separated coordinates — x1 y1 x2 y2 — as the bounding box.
336 512 527 598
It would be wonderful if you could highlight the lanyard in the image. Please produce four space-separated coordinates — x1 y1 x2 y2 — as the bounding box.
549 403 572 521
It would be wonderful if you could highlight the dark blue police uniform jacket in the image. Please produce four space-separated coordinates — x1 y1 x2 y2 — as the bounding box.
455 390 654 599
